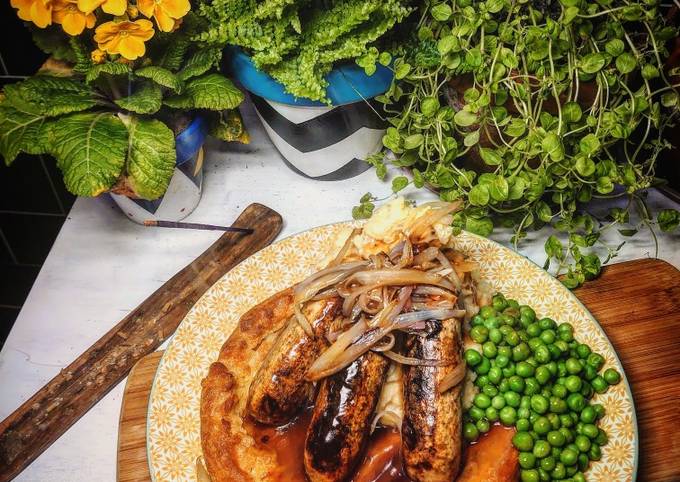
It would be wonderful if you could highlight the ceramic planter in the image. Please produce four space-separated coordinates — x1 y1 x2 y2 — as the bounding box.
225 46 392 180
110 116 208 224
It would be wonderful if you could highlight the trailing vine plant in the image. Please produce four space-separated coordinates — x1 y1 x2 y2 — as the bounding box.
356 0 680 287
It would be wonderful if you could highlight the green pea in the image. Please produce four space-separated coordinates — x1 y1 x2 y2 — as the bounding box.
547 413 561 430
528 337 543 351
519 451 536 469
499 406 517 426
518 407 530 419
591 376 608 394
533 440 551 459
501 313 517 327
540 455 556 472
534 345 551 364
502 365 516 378
513 431 535 451
545 361 558 375
513 343 531 361
533 416 551 435
509 375 526 393
557 322 573 334
566 464 579 476
475 357 491 375
550 462 566 479
578 453 590 471
505 330 521 347
482 384 498 397
594 429 608 446
470 325 489 343
559 427 574 444
529 394 548 414
475 375 490 387
499 379 510 393
547 344 562 360
560 447 578 466
465 349 482 367
559 414 573 428
480 305 496 319
485 406 499 422
463 422 479 441
559 330 574 342
489 327 503 344
492 294 508 312
578 406 595 424
587 353 605 370
471 314 485 327
603 368 621 385
552 384 567 399
592 403 605 419
567 393 586 412
574 471 587 482
564 375 583 393
575 434 591 452
535 366 551 385
565 357 582 374
520 469 539 482
469 406 485 421
476 418 491 433
582 364 597 381
589 443 602 461
498 345 512 358
484 317 501 329
494 354 509 369
490 394 505 409
550 397 568 414
516 361 535 378
580 382 593 399
474 393 492 409
516 418 531 432
524 377 541 395
486 367 502 385
554 340 569 353
505 391 521 408
540 330 556 344
547 430 566 447
482 341 498 359
575 343 591 359
527 323 542 338
582 423 599 439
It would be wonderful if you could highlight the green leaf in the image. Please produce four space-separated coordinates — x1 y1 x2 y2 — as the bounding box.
465 216 493 236
464 130 480 147
114 83 162 114
661 92 678 108
3 76 98 117
616 52 637 74
438 36 457 56
135 66 184 93
352 201 374 219
488 176 509 201
394 62 411 80
596 176 614 194
469 184 490 206
413 169 424 188
541 132 564 161
431 3 452 21
403 134 424 150
158 38 191 71
209 109 248 143
164 74 244 110
658 209 680 232
0 103 50 164
575 156 596 177
535 201 552 222
605 39 625 57
579 133 601 155
544 235 564 259
563 6 579 23
508 177 526 200
580 53 606 74
505 118 526 137
47 112 128 196
562 102 582 123
122 116 176 200
392 176 409 192
177 48 222 82
420 97 439 117
86 62 131 83
641 64 660 80
479 147 503 166
454 110 478 127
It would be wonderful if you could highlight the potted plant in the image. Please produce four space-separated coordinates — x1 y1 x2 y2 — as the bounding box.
1 4 246 223
195 0 412 180
357 0 680 286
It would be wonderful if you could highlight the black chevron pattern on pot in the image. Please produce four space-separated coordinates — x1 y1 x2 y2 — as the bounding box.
251 94 387 153
279 155 371 181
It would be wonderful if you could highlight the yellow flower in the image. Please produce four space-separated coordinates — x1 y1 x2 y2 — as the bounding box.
94 19 155 61
52 0 95 35
137 0 189 32
91 48 106 63
11 0 53 28
76 0 125 15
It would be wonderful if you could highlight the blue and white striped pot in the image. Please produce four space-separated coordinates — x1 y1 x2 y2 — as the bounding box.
225 46 392 180
110 116 208 224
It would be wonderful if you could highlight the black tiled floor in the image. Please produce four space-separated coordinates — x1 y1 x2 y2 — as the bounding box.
2 3 47 76
0 230 14 264
0 264 41 307
42 156 76 213
0 307 20 349
0 155 65 215
0 213 65 265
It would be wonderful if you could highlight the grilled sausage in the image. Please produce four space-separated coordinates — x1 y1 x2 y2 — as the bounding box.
304 351 390 482
246 298 341 425
401 318 464 482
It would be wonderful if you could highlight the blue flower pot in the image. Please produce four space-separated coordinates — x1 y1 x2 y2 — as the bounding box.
224 46 392 180
110 116 208 223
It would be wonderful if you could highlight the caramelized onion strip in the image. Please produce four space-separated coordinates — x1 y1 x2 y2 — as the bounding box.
439 362 467 393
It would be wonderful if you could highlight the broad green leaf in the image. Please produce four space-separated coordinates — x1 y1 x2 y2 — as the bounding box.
579 133 600 155
479 147 503 165
0 103 50 164
575 156 596 177
580 53 606 74
469 184 490 206
658 209 680 232
394 62 411 79
661 92 678 108
115 83 163 114
465 216 493 236
616 52 636 74
508 177 526 200
454 110 477 127
392 176 409 192
403 133 424 150
177 48 222 82
488 176 509 201
641 64 660 80
605 39 625 57
463 130 480 147
412 169 424 188
123 116 176 200
209 110 248 143
596 176 614 194
541 132 564 161
535 201 552 222
563 6 579 23
86 62 131 83
431 3 452 21
158 38 190 71
486 0 504 13
135 66 183 93
505 118 526 137
47 112 128 196
544 234 563 259
420 97 439 117
562 102 582 123
164 74 244 110
438 36 457 55
3 76 98 117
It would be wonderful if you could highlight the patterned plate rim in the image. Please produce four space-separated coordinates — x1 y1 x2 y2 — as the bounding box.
146 222 639 481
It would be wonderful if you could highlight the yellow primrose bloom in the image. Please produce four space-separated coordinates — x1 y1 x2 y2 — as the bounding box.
11 0 53 27
91 48 106 64
52 0 95 35
76 0 125 15
94 19 155 61
137 0 189 32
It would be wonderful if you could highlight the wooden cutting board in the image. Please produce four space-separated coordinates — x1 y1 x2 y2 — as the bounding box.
116 258 680 482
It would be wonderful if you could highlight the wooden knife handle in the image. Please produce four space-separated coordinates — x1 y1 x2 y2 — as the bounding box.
0 203 283 482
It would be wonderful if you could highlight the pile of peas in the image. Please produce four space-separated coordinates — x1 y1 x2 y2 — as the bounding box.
462 293 622 482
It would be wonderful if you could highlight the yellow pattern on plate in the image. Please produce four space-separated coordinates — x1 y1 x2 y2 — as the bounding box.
147 223 637 481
